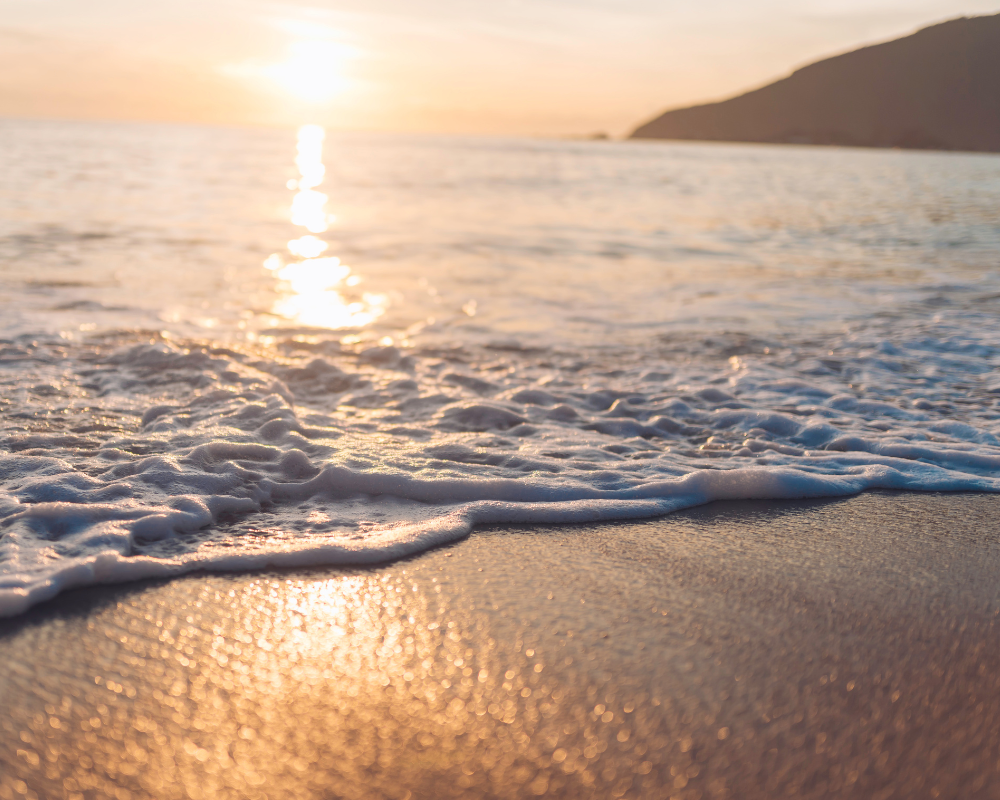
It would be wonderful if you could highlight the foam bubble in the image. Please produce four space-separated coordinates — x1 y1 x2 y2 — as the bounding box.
3 315 1000 616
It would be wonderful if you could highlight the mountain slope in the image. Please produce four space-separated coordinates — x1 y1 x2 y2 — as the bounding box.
630 14 1000 152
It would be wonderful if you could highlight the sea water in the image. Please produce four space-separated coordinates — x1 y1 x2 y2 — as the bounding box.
2 118 1000 615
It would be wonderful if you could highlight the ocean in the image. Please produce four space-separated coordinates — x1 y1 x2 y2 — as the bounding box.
2 117 1000 616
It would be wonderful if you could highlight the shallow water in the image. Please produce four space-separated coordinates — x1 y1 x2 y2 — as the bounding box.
2 118 1000 615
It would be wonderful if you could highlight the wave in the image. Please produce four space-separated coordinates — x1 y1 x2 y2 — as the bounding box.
3 316 1000 616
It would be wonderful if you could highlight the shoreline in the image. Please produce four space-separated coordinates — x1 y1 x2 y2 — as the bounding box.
3 491 1000 799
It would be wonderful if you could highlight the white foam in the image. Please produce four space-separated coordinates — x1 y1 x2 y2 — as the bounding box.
3 316 1000 617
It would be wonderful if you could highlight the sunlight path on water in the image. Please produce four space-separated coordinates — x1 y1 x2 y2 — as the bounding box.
265 124 387 330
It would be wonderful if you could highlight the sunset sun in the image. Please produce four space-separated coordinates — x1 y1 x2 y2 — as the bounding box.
222 32 356 107
265 40 351 103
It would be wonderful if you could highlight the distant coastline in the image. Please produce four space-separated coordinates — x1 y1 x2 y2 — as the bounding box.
630 13 1000 154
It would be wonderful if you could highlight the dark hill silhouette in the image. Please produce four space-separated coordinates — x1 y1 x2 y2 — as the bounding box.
631 13 1000 152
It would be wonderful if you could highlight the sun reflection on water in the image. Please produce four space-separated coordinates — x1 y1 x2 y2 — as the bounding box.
266 125 387 330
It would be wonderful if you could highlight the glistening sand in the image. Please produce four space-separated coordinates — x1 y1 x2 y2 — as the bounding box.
3 491 1000 800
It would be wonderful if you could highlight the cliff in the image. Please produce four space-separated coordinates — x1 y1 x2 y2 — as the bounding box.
630 14 1000 152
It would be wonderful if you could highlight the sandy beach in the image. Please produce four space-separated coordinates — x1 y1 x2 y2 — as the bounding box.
2 491 1000 799
4 13 1000 800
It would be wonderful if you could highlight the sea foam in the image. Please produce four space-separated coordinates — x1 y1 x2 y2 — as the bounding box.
3 314 1000 616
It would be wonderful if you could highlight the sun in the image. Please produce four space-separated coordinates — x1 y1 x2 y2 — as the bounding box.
224 34 355 106
264 40 351 104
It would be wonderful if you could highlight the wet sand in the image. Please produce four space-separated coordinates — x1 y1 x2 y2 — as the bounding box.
2 491 1000 800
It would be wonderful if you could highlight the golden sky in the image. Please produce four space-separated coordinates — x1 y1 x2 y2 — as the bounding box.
1 0 997 136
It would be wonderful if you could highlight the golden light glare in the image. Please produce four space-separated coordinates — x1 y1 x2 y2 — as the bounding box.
267 256 387 329
287 234 328 258
263 125 388 330
264 40 351 103
291 190 330 233
222 32 355 108
295 124 326 188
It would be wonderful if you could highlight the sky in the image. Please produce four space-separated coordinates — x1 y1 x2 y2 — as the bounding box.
0 0 997 136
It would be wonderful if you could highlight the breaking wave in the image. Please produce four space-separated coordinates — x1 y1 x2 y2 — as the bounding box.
4 311 1000 616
